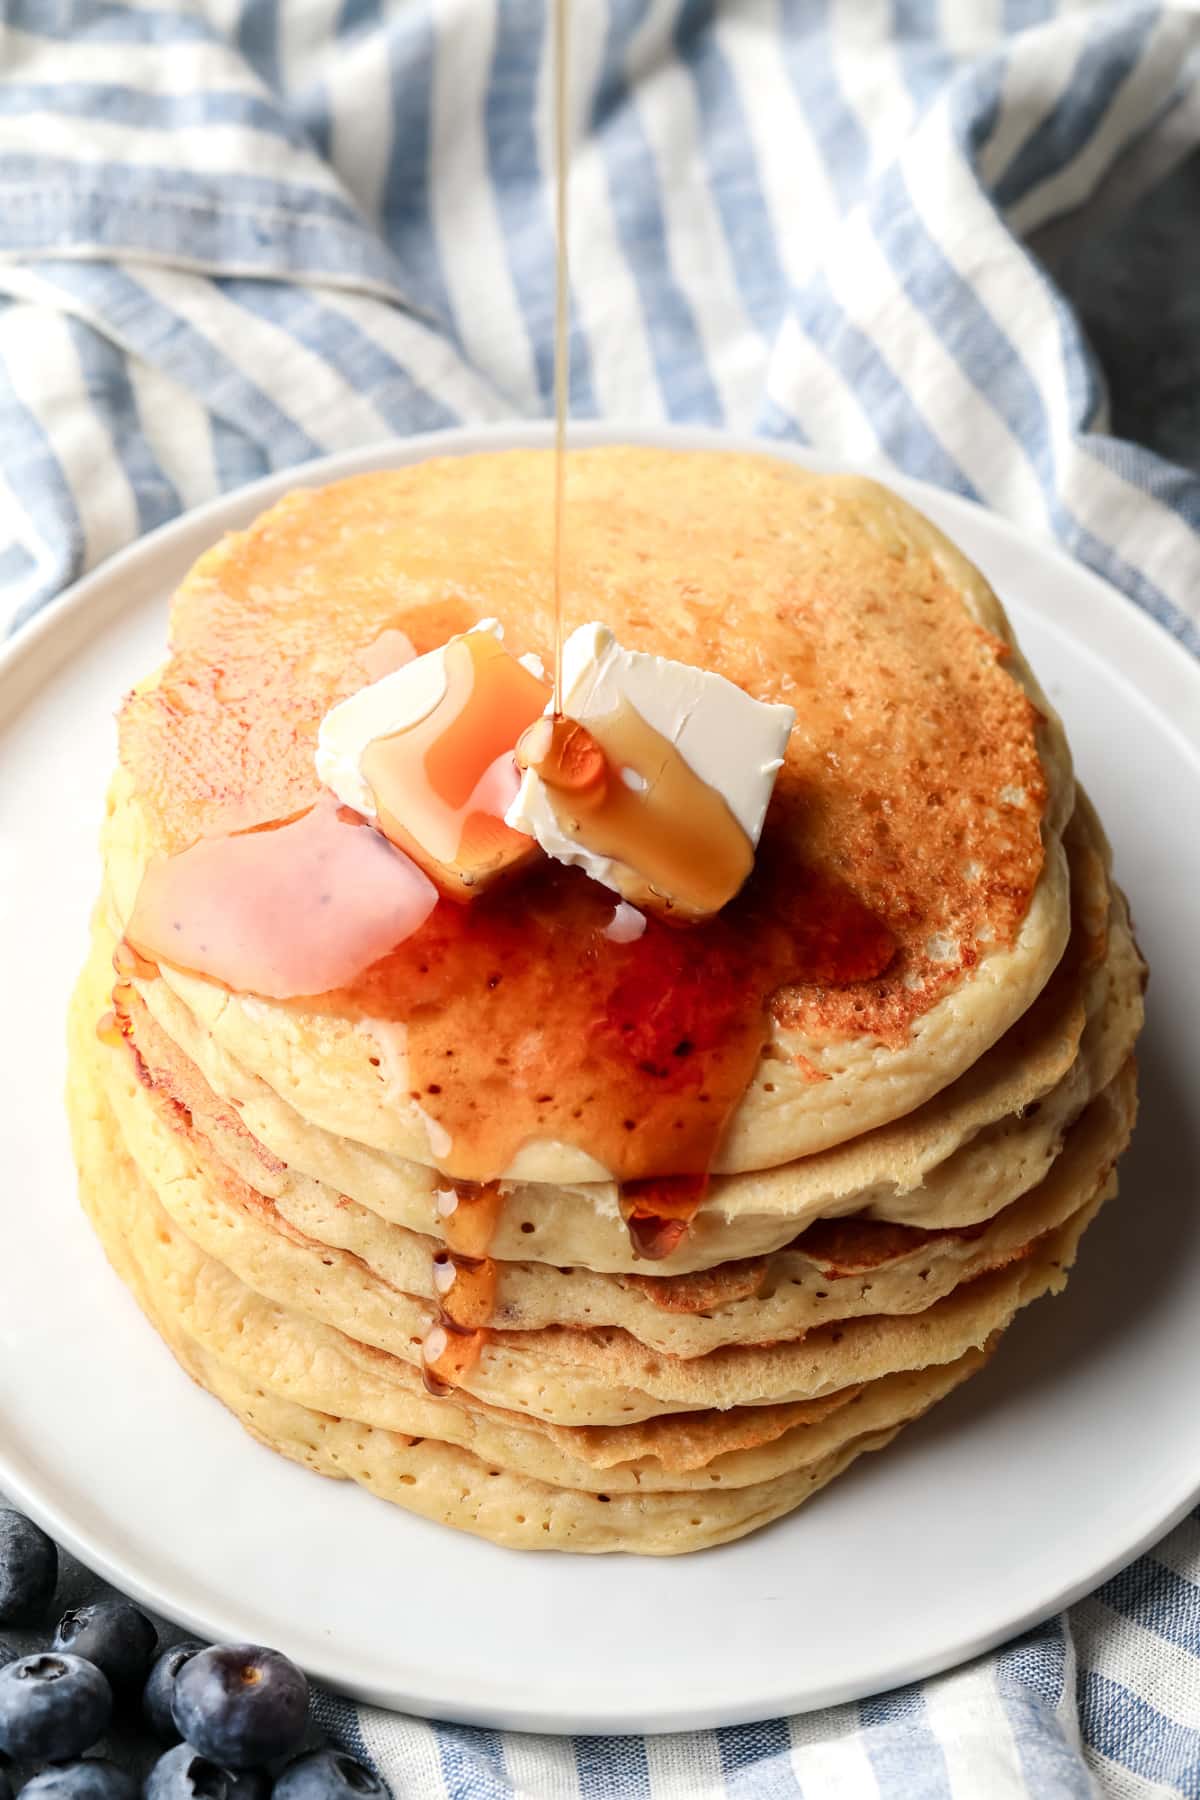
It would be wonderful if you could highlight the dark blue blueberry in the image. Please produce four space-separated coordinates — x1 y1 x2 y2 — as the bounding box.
171 1646 307 1767
272 1750 389 1800
0 1765 11 1800
0 1510 57 1625
145 1745 270 1800
143 1640 207 1740
53 1599 158 1698
0 1652 112 1760
22 1762 138 1800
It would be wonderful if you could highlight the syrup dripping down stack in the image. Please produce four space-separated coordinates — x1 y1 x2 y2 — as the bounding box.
67 449 1145 1554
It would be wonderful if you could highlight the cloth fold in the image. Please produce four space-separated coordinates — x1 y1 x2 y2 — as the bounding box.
2 2 1199 1794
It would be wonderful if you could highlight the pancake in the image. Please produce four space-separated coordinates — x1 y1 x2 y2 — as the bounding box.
80 956 1129 1429
103 451 1073 1184
115 942 1138 1356
71 999 1113 1556
73 1021 992 1496
109 803 1142 1276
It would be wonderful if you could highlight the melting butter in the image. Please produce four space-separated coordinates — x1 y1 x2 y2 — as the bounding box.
317 622 550 898
507 623 794 920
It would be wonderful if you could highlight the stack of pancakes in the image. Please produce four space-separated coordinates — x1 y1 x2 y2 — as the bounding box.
67 450 1145 1554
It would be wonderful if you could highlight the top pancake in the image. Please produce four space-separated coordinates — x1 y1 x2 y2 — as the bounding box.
107 448 1073 1182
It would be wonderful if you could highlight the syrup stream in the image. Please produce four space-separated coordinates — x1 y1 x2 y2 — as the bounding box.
420 1181 505 1396
552 0 570 715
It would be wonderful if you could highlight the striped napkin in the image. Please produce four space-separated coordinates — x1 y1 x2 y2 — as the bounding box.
1 1 1199 1794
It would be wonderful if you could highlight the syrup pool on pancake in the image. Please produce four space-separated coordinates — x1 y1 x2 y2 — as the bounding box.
122 613 900 1395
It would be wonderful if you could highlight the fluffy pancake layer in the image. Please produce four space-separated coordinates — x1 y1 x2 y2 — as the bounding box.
104 452 1074 1183
69 966 1118 1550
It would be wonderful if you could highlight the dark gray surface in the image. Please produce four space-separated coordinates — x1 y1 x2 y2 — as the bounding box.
1036 150 1200 475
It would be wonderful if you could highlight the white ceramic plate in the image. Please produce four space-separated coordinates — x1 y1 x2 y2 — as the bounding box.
2 424 1198 1734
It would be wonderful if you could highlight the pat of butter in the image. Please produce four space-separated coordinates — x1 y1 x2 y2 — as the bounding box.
318 629 492 820
317 621 550 897
506 623 794 918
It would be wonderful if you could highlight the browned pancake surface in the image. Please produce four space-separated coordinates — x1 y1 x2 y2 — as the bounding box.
121 452 1051 1052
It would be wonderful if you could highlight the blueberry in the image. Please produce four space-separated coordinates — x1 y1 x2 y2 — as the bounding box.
0 1652 112 1759
171 1645 308 1766
0 1510 57 1625
0 1767 10 1800
272 1750 389 1800
144 1640 207 1740
53 1599 158 1698
22 1762 138 1800
145 1745 269 1800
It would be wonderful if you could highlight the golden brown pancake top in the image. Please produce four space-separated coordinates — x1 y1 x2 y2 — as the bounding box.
120 450 1049 1061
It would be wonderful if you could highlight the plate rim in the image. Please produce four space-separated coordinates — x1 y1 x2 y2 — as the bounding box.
2 419 1199 1734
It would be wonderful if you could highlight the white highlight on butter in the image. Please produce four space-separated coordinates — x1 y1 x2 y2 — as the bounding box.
604 901 647 943
315 620 504 817
506 621 795 896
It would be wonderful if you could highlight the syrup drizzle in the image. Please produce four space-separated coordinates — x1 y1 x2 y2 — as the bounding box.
420 1181 504 1396
360 628 548 895
517 703 755 920
113 939 158 982
619 1174 710 1262
95 1009 129 1049
552 0 570 715
337 849 895 1185
97 940 158 1047
423 0 573 1393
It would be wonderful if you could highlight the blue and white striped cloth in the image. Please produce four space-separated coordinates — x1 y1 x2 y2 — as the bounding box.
2 1 1200 1793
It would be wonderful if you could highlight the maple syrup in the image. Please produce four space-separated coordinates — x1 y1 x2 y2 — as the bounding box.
113 939 158 982
360 629 549 896
338 844 895 1204
95 1010 127 1049
436 1178 506 1256
619 1174 710 1262
517 698 755 920
420 1180 504 1395
97 951 142 1050
551 0 570 713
